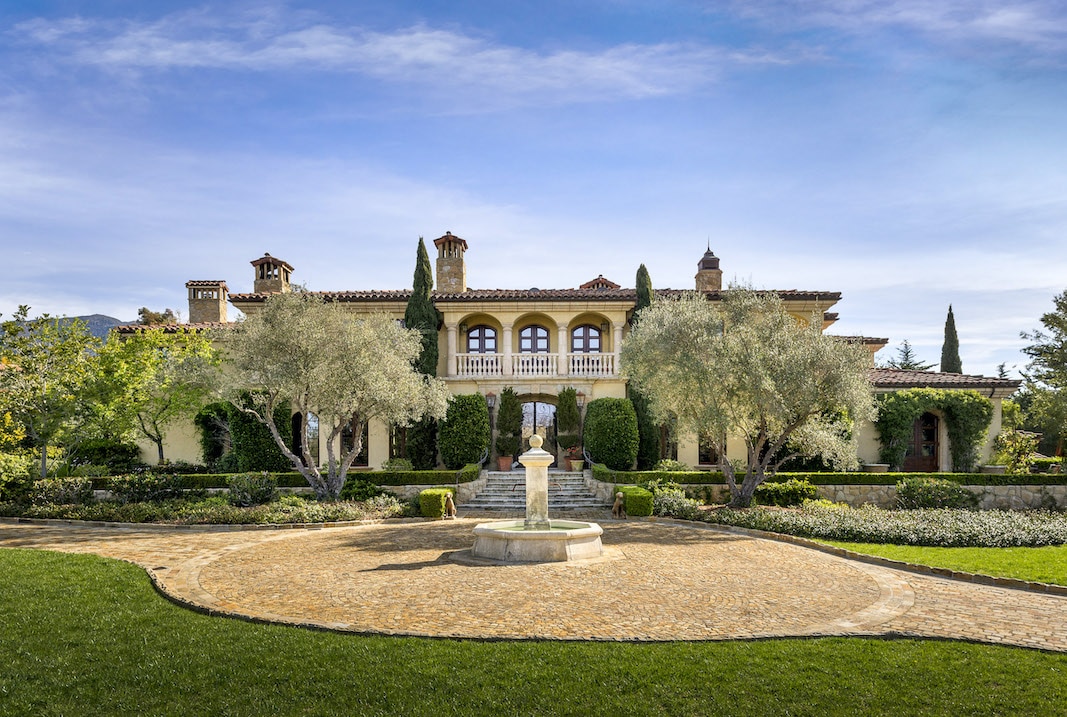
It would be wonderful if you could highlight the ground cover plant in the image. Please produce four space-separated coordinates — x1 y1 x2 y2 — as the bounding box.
0 493 406 525
821 542 1067 587
652 498 1067 548
2 548 1066 717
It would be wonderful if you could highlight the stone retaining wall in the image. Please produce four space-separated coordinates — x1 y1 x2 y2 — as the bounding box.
589 477 1067 510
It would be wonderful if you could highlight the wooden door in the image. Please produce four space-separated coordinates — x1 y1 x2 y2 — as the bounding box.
903 412 939 472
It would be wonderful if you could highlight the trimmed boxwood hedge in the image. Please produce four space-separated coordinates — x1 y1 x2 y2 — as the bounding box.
591 464 1067 487
419 487 455 518
583 398 639 470
89 464 483 492
614 485 653 517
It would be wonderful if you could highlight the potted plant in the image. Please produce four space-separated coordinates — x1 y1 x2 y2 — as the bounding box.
556 387 582 470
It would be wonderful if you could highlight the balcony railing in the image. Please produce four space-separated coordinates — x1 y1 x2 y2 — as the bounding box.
568 352 615 377
454 352 618 379
455 353 503 378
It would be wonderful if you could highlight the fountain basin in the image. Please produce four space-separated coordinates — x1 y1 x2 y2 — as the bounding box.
471 520 604 563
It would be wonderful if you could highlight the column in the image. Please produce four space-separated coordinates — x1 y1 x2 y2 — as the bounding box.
447 324 458 377
502 324 513 377
612 323 623 376
557 323 569 376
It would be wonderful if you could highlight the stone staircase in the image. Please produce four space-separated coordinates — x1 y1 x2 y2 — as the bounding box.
462 470 609 512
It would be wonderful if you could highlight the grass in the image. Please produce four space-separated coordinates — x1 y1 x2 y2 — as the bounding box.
821 541 1067 586
3 549 1067 716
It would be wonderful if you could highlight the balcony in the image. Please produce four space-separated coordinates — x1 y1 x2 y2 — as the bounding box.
453 353 616 379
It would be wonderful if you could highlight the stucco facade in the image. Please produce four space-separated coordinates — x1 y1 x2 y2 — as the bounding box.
127 233 1018 472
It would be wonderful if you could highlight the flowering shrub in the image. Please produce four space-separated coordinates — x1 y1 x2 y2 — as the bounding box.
227 472 278 507
652 489 701 520
653 459 690 472
31 477 94 506
694 502 1067 547
896 476 978 510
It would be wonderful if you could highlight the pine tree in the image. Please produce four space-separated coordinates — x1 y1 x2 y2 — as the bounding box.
941 305 962 373
630 263 660 469
884 339 934 371
403 238 442 468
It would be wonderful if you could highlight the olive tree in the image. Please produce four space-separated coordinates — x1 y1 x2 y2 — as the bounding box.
621 289 875 507
218 291 449 499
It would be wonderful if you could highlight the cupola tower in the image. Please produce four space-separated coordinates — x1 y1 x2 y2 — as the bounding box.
433 231 468 293
695 246 722 293
251 253 293 294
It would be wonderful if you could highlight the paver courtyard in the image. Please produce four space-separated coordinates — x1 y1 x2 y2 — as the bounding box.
2 518 1065 651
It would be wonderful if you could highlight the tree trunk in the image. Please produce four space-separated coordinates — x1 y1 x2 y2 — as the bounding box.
39 447 48 480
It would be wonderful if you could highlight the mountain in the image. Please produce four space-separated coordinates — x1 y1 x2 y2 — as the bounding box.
69 314 132 339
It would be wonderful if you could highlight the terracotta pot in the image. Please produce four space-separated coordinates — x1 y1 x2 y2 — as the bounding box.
497 456 513 471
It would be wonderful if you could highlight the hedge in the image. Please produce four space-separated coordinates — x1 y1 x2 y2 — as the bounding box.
591 464 1067 487
419 487 455 518
614 485 653 516
89 466 483 491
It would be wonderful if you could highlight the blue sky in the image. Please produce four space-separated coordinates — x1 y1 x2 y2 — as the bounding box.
2 1 1066 377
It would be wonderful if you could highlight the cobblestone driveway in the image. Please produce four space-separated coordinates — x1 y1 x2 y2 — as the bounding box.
2 517 1065 651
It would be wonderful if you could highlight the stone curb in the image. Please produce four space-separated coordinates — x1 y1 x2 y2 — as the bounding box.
0 515 426 532
646 516 1067 598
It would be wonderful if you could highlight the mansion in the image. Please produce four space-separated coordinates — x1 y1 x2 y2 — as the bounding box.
141 232 1018 472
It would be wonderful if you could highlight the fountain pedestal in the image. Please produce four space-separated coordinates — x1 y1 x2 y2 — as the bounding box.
470 434 604 563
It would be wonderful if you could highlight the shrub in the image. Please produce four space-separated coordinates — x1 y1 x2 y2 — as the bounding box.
556 387 581 453
654 458 689 472
419 487 455 518
615 485 653 516
227 472 279 507
896 476 979 510
0 452 34 501
72 464 110 477
651 487 700 520
755 478 818 507
991 430 1039 475
438 394 491 470
73 438 142 472
381 457 414 471
227 397 293 472
1033 457 1064 473
583 398 639 470
405 418 439 470
339 478 386 502
107 472 193 504
31 477 94 506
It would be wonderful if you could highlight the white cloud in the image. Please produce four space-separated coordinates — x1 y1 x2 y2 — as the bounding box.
735 0 1067 57
10 11 801 108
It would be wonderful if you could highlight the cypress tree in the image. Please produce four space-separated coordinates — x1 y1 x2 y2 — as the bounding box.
630 263 660 469
404 238 442 468
941 305 962 374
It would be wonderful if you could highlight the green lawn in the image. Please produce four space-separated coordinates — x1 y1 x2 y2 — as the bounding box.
821 542 1067 586
2 548 1067 716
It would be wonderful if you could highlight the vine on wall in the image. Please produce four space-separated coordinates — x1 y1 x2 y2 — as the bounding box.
875 388 993 472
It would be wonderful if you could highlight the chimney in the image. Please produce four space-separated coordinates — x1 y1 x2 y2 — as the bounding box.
695 247 722 293
251 252 294 294
433 231 469 293
186 280 229 324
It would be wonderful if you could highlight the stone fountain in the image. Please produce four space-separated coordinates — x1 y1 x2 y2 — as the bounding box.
471 434 604 562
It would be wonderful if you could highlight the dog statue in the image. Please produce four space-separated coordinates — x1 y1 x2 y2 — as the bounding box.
444 493 458 519
611 491 627 519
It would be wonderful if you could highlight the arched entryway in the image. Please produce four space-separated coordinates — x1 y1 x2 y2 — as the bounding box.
521 400 557 454
903 412 940 472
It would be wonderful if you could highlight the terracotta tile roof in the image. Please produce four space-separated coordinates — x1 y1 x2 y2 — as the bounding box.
579 275 622 290
228 287 842 304
114 322 232 334
870 367 1021 390
250 253 294 271
184 280 228 288
433 231 468 251
831 335 890 346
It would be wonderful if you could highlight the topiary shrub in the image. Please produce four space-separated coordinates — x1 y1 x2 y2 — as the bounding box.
31 477 94 506
226 396 293 473
754 478 818 507
419 487 455 518
896 476 979 510
227 472 279 507
616 485 653 516
405 418 439 470
438 394 491 470
556 387 581 453
583 398 639 470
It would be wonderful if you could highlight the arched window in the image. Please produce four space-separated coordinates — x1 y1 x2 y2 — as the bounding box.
519 325 550 353
467 325 497 354
571 324 602 353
